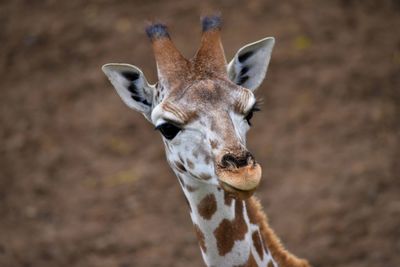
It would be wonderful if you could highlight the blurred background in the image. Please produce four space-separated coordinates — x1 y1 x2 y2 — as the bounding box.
1 0 399 266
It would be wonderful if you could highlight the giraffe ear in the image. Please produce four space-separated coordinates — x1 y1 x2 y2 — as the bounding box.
102 63 154 121
227 37 275 91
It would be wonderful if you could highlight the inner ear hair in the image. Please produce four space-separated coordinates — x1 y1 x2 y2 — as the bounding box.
102 63 154 119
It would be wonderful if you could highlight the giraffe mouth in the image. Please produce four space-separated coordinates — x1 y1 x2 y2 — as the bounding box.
219 181 257 200
217 163 262 199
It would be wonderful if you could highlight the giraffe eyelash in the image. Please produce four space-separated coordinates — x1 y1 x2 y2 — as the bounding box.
251 99 262 112
245 99 262 126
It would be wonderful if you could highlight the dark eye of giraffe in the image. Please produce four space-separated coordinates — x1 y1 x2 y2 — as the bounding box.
245 102 261 126
156 123 181 140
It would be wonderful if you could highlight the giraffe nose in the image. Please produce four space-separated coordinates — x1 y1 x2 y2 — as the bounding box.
221 152 255 169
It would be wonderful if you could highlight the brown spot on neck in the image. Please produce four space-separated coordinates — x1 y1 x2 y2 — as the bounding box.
252 231 264 260
224 191 233 206
197 194 217 220
193 224 206 253
246 252 258 267
214 200 248 256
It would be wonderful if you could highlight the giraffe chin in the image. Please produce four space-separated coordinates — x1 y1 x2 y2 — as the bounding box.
220 181 257 200
217 163 262 200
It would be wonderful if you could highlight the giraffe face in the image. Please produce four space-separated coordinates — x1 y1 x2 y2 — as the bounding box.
151 78 262 196
102 17 275 199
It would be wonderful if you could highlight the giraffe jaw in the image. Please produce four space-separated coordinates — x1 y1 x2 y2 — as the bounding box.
217 163 262 199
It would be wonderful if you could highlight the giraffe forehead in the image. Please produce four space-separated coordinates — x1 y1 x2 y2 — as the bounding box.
152 79 255 126
167 79 255 114
171 79 232 104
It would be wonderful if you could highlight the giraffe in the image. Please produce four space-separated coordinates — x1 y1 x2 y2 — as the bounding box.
102 15 310 267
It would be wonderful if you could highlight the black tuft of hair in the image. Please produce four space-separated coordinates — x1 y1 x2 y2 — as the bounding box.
238 51 254 63
201 15 222 32
145 23 169 40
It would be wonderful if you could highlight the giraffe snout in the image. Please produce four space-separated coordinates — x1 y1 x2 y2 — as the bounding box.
216 150 262 197
220 152 255 169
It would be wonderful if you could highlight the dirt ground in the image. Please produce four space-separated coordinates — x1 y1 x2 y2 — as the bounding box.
1 0 399 266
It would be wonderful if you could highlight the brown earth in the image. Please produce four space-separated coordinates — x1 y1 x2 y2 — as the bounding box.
1 0 400 266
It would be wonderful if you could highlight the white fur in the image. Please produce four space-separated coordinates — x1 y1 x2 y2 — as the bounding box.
102 63 155 121
227 37 275 91
177 171 276 267
102 37 278 267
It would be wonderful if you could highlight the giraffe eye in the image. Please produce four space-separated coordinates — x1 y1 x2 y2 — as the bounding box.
245 111 254 125
156 123 181 140
245 102 261 126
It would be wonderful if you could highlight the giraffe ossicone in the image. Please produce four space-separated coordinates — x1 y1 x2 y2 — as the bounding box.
102 15 310 267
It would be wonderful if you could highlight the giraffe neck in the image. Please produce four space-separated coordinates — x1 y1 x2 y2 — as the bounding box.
176 171 277 267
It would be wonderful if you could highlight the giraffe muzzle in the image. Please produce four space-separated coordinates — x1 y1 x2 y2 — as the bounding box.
217 152 262 196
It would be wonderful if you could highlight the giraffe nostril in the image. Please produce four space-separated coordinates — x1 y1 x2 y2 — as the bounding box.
221 154 236 168
221 152 254 169
245 152 255 165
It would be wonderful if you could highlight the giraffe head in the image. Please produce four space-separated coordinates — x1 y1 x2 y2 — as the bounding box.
102 15 274 199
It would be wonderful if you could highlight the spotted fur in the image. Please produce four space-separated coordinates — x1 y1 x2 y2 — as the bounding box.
102 14 310 267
